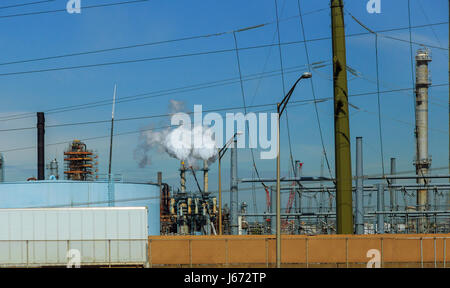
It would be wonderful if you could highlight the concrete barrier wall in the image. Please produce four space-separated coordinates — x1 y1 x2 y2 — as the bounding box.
148 234 450 268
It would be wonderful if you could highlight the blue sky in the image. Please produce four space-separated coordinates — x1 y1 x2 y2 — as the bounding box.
0 0 448 212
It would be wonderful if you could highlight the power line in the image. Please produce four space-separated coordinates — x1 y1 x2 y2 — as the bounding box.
349 102 447 134
0 102 322 154
0 47 239 77
2 85 448 153
2 82 449 133
0 0 149 19
20 183 303 209
248 2 298 108
375 34 385 176
0 97 322 133
0 63 318 122
274 0 297 180
0 98 329 153
417 0 443 47
273 0 298 180
348 12 386 176
297 0 334 180
0 0 54 10
0 42 323 78
0 124 175 153
233 29 276 203
0 21 445 77
0 8 327 68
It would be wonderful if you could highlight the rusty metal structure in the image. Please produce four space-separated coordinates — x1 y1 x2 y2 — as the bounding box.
64 140 98 181
159 161 220 235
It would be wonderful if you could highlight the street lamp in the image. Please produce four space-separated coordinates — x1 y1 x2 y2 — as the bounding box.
276 72 312 268
218 131 243 235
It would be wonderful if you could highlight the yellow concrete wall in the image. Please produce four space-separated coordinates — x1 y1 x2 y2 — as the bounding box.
147 234 450 268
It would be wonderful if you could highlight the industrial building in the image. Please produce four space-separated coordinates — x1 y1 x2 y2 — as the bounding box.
0 0 448 269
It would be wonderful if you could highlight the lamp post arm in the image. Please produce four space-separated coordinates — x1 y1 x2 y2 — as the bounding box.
278 75 306 116
218 132 241 160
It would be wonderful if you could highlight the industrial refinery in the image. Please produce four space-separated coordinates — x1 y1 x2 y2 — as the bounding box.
0 0 449 270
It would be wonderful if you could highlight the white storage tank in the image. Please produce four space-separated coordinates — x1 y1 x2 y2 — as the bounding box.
0 181 160 235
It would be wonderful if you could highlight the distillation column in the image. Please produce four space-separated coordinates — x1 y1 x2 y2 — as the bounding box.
414 49 432 233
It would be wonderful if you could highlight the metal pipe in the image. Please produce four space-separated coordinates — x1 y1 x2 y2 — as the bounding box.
217 132 242 235
279 184 450 192
218 150 222 235
377 184 385 234
244 210 450 217
203 160 209 193
158 171 163 214
37 112 45 180
241 175 450 183
240 177 333 183
180 161 186 193
0 153 4 182
367 175 450 180
276 103 281 267
368 210 450 215
230 138 238 235
271 187 276 234
355 137 364 234
390 158 397 233
390 158 397 211
295 161 302 232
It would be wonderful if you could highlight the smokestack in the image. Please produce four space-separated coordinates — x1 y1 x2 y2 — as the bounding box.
203 160 209 193
158 171 164 214
0 153 4 182
414 49 431 233
180 161 186 193
37 112 45 180
157 171 162 186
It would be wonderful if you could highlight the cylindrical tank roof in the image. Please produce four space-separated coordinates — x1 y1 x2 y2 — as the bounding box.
0 181 160 235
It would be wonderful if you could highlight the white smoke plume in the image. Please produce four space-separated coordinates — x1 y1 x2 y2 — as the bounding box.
134 101 218 168
163 124 218 165
168 100 185 114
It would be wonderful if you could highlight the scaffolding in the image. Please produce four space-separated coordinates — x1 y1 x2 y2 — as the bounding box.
63 140 98 181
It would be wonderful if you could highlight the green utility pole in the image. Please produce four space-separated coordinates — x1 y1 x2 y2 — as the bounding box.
331 0 353 234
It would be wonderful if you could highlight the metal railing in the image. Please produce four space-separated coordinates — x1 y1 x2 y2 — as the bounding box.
147 235 449 268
